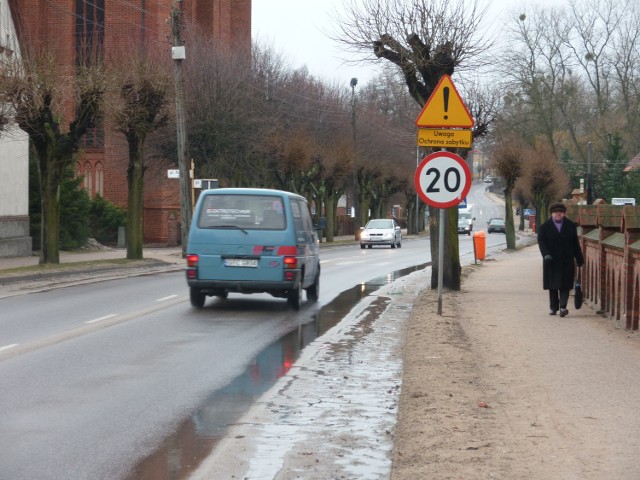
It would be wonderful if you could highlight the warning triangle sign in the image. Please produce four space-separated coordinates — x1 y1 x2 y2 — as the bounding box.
415 75 474 128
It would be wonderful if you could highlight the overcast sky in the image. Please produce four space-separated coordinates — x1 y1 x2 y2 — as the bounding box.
251 0 556 88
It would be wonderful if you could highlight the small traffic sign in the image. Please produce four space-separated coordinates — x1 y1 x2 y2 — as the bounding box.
417 128 472 148
414 152 471 208
415 75 474 128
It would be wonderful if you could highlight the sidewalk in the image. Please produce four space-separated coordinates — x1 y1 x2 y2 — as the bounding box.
392 245 640 479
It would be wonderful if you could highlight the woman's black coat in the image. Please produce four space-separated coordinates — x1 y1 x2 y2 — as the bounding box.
537 217 584 291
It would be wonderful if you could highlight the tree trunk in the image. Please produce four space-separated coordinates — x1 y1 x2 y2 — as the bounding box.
39 160 63 264
505 188 516 250
325 189 335 242
127 134 145 260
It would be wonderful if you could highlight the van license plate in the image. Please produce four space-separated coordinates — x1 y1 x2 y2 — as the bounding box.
224 258 258 267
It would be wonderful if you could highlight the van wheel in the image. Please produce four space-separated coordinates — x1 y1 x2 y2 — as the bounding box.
305 271 320 302
287 278 303 310
190 287 206 308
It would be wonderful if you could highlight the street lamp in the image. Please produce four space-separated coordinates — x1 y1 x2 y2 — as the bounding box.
350 77 358 239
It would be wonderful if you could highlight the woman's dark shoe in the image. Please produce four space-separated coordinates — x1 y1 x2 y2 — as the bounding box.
549 309 557 315
559 308 569 317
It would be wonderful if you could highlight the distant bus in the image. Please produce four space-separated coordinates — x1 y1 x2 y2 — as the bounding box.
611 198 636 206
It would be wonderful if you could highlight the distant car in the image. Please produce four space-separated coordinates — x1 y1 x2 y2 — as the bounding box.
484 176 493 183
360 219 402 249
457 211 475 235
488 218 506 233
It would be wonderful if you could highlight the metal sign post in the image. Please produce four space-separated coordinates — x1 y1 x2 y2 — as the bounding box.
437 205 445 314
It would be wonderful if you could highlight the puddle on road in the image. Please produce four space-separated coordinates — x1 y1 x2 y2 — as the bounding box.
126 262 428 480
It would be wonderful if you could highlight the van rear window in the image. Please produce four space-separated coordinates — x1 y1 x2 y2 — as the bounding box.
198 194 286 230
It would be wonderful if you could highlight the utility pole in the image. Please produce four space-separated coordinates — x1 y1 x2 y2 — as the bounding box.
350 77 359 240
171 0 192 257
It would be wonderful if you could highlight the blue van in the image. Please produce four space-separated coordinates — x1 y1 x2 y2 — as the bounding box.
185 188 321 310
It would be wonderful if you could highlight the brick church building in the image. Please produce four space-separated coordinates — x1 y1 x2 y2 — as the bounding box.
7 0 251 245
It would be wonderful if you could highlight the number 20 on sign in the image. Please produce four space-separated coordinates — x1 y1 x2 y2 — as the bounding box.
414 151 471 208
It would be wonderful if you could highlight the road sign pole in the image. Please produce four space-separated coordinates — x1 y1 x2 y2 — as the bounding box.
437 205 445 315
415 145 419 234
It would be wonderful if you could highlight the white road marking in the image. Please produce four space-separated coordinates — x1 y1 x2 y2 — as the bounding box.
85 314 118 324
0 344 18 353
156 295 178 302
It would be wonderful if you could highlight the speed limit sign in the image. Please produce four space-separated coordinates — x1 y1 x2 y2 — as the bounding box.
414 151 471 208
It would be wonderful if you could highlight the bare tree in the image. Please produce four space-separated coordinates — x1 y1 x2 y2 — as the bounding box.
489 138 526 249
107 54 171 260
499 0 640 202
0 49 104 264
523 143 569 226
332 0 491 290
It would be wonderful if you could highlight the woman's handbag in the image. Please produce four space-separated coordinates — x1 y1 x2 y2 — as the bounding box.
574 269 583 310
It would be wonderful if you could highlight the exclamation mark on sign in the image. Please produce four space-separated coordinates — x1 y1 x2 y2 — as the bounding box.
443 87 450 120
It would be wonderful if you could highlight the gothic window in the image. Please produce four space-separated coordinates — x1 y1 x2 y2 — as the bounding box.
76 1 105 148
82 161 93 195
75 0 105 66
83 115 104 149
95 162 104 197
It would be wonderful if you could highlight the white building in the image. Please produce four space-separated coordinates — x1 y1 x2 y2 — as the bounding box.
0 0 31 257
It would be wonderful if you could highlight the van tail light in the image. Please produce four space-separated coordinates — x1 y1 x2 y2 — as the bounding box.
186 254 199 280
283 256 297 269
186 254 199 267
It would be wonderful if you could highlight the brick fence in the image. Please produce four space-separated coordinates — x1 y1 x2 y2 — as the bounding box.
568 203 640 330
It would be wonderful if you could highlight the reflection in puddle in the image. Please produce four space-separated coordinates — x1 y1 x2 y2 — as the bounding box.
126 262 428 479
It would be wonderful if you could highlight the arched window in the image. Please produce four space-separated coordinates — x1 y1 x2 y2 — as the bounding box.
95 162 104 197
82 161 93 195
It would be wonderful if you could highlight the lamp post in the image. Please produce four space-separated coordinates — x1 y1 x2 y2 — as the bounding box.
586 141 594 205
350 77 358 240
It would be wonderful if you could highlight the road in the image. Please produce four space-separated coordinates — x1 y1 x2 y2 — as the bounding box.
0 184 509 479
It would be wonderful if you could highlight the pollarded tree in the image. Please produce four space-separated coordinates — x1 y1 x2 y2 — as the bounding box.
523 143 569 226
108 55 171 260
332 0 491 290
489 137 526 249
0 49 104 264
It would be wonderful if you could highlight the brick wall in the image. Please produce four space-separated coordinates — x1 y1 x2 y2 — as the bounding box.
9 0 251 245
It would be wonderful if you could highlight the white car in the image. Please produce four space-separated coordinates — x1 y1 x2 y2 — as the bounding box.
360 219 402 249
457 211 475 235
